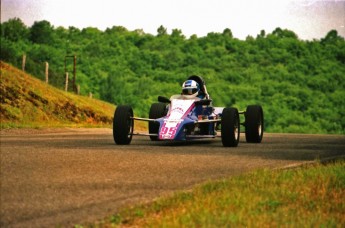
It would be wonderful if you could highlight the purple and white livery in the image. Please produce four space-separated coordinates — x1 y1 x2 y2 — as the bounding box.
113 75 264 147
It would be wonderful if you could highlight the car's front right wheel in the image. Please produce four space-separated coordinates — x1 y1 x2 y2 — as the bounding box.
113 105 134 145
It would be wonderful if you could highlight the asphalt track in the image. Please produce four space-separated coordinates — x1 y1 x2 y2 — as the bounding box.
1 128 344 227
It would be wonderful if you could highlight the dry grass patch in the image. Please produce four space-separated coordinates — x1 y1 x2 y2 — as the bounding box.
1 61 115 128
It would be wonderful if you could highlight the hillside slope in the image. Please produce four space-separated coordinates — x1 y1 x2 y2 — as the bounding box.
0 61 115 128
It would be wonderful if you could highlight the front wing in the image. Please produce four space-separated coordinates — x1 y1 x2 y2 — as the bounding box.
131 116 221 139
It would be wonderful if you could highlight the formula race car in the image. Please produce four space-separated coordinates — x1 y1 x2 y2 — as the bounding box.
113 75 263 147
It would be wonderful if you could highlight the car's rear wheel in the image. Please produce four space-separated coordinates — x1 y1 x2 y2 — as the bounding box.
149 103 167 141
245 105 264 143
113 105 134 145
221 107 240 147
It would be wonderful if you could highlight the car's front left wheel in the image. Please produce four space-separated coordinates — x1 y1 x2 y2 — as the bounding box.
221 107 240 147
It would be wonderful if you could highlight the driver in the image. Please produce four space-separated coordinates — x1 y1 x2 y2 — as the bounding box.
181 80 205 99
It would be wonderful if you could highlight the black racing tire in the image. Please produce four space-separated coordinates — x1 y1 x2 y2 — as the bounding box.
221 107 240 147
149 102 167 141
113 105 134 145
245 105 264 143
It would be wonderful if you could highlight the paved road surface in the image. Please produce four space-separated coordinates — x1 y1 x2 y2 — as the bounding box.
1 128 344 227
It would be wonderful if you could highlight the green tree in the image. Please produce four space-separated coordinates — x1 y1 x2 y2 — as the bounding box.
321 30 343 44
157 25 167 36
272 27 298 39
1 18 29 41
222 28 233 38
30 20 54 44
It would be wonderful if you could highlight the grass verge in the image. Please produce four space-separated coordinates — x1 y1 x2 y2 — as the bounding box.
87 160 344 227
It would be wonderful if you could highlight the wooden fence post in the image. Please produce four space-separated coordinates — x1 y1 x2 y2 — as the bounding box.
22 54 26 71
65 72 69 92
45 62 49 83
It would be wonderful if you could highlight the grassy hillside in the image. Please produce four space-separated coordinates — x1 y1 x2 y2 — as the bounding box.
0 61 115 128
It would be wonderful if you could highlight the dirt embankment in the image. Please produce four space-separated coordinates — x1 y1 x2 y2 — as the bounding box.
0 61 115 127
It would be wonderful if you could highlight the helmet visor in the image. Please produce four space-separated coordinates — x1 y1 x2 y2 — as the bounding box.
182 88 198 95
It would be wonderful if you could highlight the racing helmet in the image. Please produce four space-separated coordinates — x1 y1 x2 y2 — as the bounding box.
182 80 200 98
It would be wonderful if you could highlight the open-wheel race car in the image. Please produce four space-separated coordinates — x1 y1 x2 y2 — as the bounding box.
113 75 264 147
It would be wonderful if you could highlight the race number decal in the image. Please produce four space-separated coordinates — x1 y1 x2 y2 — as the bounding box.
160 126 177 136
